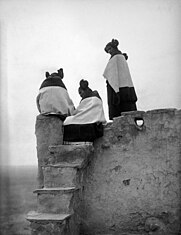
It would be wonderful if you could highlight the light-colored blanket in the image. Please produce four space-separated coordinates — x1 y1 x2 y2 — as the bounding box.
63 96 106 125
37 86 75 115
103 54 134 92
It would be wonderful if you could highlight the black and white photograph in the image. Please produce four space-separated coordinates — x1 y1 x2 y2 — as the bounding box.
0 0 181 234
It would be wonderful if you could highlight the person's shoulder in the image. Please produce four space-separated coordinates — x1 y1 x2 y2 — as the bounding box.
114 53 128 61
93 90 99 95
114 53 124 58
113 54 126 63
92 90 101 100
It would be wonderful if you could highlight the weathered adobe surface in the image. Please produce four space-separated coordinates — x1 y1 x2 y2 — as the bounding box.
34 109 181 234
81 109 181 235
35 114 63 188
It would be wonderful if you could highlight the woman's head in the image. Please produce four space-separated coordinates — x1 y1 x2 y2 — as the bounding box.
47 68 64 79
78 79 92 99
104 39 119 54
104 39 128 60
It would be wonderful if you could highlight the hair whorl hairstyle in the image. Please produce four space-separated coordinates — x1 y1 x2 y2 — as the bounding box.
79 79 89 90
45 71 50 78
57 68 64 78
105 38 119 53
57 68 63 73
111 39 119 48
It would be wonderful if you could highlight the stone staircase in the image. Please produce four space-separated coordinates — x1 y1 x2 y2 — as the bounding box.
27 142 94 235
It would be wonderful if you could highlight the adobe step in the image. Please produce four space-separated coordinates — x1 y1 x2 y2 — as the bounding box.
34 187 81 214
26 210 71 222
47 143 94 165
43 163 85 188
26 211 79 235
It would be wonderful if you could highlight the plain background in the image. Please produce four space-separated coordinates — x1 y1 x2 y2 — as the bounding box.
0 0 181 166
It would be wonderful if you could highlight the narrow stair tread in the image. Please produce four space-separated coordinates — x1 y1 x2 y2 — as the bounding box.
26 211 71 222
47 162 84 168
49 143 93 153
34 186 79 194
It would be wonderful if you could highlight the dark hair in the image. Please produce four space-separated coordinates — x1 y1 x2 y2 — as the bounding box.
45 71 50 78
79 79 89 90
51 72 58 77
111 39 119 48
57 68 64 79
57 68 63 73
123 53 128 60
105 38 119 52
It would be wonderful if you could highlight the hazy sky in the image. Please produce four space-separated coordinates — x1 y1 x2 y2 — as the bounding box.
0 0 181 165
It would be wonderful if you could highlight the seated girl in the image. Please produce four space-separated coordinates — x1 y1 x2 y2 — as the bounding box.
36 68 75 120
63 79 106 142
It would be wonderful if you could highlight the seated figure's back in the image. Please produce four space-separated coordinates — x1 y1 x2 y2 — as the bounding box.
63 79 106 142
36 69 74 117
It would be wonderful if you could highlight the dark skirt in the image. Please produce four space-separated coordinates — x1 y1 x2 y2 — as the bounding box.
107 81 137 120
63 123 103 142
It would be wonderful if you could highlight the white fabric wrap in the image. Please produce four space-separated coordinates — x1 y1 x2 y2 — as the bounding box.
103 54 134 92
63 96 106 126
38 86 74 115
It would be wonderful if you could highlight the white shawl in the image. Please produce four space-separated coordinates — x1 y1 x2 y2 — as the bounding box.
63 96 106 126
103 54 134 92
37 86 75 115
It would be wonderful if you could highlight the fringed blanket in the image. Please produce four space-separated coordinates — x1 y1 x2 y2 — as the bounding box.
103 54 134 92
63 96 106 125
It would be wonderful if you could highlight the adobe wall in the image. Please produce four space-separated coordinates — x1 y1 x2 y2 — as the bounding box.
82 109 181 234
35 114 63 188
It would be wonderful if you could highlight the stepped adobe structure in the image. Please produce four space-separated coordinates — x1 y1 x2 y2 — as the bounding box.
27 109 181 235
